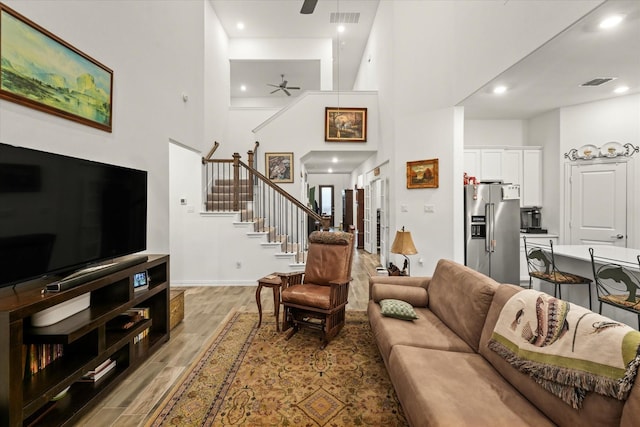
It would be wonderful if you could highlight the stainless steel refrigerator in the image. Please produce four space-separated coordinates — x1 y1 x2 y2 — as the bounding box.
464 183 521 284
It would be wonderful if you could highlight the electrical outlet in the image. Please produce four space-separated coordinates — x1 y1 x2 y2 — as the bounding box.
236 261 241 269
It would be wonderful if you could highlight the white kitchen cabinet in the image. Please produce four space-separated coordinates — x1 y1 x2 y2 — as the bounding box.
502 149 523 188
463 149 481 180
522 149 542 207
480 149 503 181
464 146 542 207
519 235 558 283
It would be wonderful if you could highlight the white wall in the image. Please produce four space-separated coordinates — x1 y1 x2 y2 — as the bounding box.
351 0 600 273
252 91 379 196
0 0 216 256
528 110 562 234
464 120 527 146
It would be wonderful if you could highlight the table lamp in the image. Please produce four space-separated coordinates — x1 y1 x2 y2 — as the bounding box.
390 226 418 276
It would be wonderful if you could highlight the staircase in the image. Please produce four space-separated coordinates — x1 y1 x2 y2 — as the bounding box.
202 145 322 268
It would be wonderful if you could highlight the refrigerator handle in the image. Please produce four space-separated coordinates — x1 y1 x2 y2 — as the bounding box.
486 203 495 253
485 203 491 252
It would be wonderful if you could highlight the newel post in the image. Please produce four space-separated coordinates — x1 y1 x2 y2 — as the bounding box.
232 152 241 211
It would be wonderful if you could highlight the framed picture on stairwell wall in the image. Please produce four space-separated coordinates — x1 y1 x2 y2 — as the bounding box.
265 152 294 183
325 107 367 142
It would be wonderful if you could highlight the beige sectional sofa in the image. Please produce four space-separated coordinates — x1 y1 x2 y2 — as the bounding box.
368 259 640 427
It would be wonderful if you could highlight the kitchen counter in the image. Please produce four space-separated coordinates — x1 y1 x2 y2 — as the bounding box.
553 245 640 270
549 245 640 328
520 233 559 238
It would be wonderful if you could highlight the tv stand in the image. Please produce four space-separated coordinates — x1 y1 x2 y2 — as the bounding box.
0 254 170 427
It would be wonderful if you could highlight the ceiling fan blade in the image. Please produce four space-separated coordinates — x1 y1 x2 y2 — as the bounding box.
287 87 300 90
283 89 291 96
282 80 288 87
270 88 281 94
267 84 279 88
300 0 318 14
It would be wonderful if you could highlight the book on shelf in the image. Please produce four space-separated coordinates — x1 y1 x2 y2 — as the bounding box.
130 307 150 344
78 358 116 383
23 343 64 378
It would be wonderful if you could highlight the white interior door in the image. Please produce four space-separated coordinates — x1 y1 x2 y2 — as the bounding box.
364 184 371 252
569 162 627 246
379 177 389 267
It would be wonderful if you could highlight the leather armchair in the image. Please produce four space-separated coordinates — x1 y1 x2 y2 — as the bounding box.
281 230 355 348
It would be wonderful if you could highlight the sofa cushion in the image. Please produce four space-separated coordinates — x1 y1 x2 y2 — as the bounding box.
367 300 474 365
379 299 419 320
479 285 625 427
427 259 499 352
372 282 428 307
388 345 555 427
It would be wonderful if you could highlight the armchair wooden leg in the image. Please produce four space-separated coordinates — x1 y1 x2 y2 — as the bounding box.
286 325 298 341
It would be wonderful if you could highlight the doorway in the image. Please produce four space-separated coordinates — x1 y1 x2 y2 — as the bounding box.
319 185 335 227
568 161 627 246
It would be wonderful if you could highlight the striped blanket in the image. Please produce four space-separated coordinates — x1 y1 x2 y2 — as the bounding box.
488 289 640 408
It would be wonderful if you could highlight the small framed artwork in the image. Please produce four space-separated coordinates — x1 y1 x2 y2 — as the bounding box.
0 3 113 132
325 107 367 142
407 158 439 189
265 152 294 183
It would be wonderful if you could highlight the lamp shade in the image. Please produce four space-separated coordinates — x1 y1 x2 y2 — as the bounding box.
390 227 418 255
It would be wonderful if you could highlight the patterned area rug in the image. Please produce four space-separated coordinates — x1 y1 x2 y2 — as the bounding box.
146 310 407 426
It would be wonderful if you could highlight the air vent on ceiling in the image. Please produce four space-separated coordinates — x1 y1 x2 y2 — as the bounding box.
581 77 616 87
330 12 360 24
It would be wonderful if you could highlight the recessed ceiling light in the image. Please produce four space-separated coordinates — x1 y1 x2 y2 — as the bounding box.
614 86 629 94
332 157 338 163
337 25 345 33
493 85 508 95
328 168 333 173
240 85 247 92
599 15 623 29
237 22 245 30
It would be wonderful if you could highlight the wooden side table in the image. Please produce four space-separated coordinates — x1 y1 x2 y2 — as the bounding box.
256 273 283 331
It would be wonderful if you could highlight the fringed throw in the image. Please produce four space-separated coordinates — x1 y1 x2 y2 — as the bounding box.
488 289 640 409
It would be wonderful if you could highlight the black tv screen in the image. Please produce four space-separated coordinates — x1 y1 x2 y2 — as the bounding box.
0 143 147 288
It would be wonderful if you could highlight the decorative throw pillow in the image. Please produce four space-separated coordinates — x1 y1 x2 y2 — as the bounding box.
379 299 418 320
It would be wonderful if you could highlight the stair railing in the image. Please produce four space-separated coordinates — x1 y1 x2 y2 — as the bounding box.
203 143 323 263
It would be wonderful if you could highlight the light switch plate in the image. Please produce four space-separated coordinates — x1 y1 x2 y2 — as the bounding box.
424 204 435 213
400 204 408 212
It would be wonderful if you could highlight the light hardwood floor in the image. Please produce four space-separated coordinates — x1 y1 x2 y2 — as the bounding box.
75 249 382 426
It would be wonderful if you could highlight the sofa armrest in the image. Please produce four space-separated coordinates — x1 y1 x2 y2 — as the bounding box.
368 275 431 301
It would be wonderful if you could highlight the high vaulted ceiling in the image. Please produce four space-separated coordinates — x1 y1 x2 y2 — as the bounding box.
210 1 640 173
210 0 379 100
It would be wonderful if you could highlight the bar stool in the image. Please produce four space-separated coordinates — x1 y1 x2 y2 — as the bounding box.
523 237 593 309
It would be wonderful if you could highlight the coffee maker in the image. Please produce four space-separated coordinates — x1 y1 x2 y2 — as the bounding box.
520 207 546 233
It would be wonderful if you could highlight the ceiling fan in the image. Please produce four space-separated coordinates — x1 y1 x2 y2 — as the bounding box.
268 74 301 96
300 0 318 14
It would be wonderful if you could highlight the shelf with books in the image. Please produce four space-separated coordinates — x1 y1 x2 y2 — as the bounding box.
1 254 170 427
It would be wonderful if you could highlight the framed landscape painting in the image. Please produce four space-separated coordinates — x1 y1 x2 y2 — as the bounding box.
407 158 439 189
0 3 113 132
265 152 294 183
325 107 367 142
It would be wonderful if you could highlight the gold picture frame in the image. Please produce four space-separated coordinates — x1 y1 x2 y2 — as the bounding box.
0 3 113 132
325 107 367 142
265 152 294 183
406 159 439 189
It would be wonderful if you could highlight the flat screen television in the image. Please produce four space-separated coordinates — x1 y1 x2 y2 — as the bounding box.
0 143 147 289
